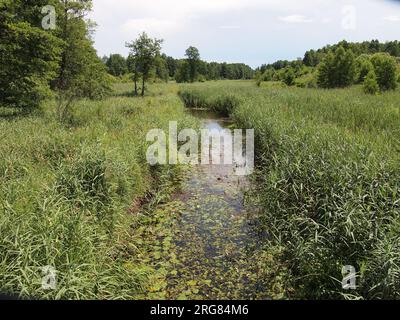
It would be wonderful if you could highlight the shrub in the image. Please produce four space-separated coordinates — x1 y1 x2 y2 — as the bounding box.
356 54 374 84
317 46 356 88
363 70 379 95
370 53 397 91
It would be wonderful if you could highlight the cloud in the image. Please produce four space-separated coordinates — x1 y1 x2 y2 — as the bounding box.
278 15 313 23
383 15 400 22
219 25 241 29
121 18 179 37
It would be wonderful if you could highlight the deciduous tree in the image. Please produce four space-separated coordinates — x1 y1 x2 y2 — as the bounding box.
126 32 163 96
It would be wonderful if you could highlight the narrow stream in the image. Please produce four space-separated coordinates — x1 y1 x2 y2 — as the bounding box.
164 109 266 300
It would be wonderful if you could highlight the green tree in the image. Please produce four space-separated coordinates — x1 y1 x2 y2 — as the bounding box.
53 0 111 120
363 70 379 94
175 60 190 83
370 53 397 91
185 46 200 82
303 49 319 67
164 55 178 78
106 54 128 77
355 54 374 83
0 0 62 110
126 54 140 95
154 56 169 82
317 46 356 88
126 32 163 96
283 68 296 86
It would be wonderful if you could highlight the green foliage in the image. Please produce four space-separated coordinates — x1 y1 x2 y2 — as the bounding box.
154 56 169 82
178 84 241 117
370 53 398 91
303 49 321 67
282 68 296 86
363 70 379 95
105 54 128 77
185 46 201 82
260 40 400 95
174 53 253 83
294 72 318 88
53 1 111 99
0 0 62 109
317 46 356 88
126 32 163 96
355 54 374 83
179 81 400 299
0 82 196 299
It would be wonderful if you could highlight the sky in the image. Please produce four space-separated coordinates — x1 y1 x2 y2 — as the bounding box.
89 0 400 68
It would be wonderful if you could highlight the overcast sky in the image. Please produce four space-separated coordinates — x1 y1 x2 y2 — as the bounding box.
90 0 400 68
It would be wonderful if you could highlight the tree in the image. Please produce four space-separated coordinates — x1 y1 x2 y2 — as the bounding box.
126 32 163 96
283 68 296 86
53 0 111 121
363 70 379 94
317 46 356 88
370 53 397 91
355 54 374 84
156 56 169 82
126 54 139 95
106 54 128 76
164 54 178 78
185 46 200 82
303 49 319 67
0 0 62 110
175 60 190 83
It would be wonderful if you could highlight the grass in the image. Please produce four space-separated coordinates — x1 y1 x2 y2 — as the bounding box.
2 79 399 300
0 82 197 299
178 80 400 299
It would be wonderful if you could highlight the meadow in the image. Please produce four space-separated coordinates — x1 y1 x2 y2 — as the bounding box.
1 79 399 300
179 80 400 299
0 83 197 299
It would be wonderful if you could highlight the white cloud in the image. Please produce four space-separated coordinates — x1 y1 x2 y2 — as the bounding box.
121 18 179 38
219 25 241 29
278 15 313 23
383 15 400 22
90 0 400 66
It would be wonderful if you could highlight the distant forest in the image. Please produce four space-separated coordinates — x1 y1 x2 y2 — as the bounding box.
255 39 400 94
102 49 255 83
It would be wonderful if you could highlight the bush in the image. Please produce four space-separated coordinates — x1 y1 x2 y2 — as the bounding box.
317 46 356 88
370 53 397 91
363 70 379 95
178 87 241 117
356 54 374 84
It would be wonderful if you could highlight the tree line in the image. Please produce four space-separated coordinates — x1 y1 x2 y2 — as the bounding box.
103 41 254 86
256 40 400 94
0 0 111 118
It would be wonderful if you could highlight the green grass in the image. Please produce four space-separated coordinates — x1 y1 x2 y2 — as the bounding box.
2 79 399 300
0 82 197 299
178 81 400 299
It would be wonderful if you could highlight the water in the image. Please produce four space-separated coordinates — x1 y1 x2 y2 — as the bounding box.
164 109 265 300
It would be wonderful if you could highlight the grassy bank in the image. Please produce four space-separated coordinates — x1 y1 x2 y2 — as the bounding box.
178 81 400 299
0 83 196 299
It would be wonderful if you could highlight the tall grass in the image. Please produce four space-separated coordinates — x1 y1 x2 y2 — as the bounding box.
0 83 196 299
179 81 400 299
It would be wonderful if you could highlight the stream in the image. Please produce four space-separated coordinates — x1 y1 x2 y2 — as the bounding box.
161 109 266 300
